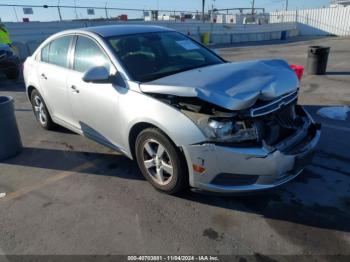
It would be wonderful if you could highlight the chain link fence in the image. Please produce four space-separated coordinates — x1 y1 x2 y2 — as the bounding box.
0 4 291 25
0 4 203 23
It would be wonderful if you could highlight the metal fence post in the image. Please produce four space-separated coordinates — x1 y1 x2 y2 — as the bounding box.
57 5 63 21
13 6 19 22
104 2 108 19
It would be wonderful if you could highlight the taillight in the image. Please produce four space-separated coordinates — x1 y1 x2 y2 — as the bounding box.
290 64 304 81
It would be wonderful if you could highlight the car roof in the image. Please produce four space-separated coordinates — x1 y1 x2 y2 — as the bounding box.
81 25 173 38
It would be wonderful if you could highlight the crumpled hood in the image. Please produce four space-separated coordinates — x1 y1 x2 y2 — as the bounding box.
140 59 299 111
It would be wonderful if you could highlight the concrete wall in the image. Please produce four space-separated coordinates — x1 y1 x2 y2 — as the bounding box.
4 21 298 59
271 7 350 36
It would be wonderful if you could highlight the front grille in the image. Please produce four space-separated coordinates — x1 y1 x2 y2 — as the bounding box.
275 106 296 128
254 104 306 146
250 91 298 117
214 103 306 148
274 104 304 129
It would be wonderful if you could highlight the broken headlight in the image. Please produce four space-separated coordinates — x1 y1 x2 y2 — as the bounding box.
198 117 259 143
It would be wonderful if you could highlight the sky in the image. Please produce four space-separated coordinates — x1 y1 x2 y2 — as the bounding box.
0 0 331 22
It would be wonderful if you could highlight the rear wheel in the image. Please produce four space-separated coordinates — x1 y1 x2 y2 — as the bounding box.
30 89 56 130
135 128 188 194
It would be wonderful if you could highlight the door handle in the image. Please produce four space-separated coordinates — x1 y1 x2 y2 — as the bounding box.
40 73 47 80
71 85 80 93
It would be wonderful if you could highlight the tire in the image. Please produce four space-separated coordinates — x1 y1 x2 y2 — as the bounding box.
5 68 19 80
30 89 56 130
135 128 188 194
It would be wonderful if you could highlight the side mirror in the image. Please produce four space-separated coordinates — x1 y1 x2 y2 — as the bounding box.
82 66 110 83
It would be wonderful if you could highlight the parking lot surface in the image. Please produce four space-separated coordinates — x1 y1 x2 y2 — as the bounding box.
0 36 350 256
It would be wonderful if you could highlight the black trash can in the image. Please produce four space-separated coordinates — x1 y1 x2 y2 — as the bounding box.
0 96 22 160
281 30 287 41
307 46 330 75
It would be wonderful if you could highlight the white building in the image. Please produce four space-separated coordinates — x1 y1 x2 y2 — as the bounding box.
213 13 269 24
330 0 350 7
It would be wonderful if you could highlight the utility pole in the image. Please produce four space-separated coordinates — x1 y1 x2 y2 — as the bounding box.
13 6 19 22
73 0 78 20
211 0 216 22
286 0 289 11
57 0 62 21
202 0 205 23
251 0 255 15
57 6 63 21
105 1 108 19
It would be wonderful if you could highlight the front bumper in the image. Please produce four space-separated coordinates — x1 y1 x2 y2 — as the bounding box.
182 122 321 194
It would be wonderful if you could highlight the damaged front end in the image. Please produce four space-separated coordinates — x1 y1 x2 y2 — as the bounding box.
151 90 314 148
149 90 321 193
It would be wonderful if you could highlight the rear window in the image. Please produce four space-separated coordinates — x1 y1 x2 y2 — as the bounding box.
41 44 49 63
41 35 73 68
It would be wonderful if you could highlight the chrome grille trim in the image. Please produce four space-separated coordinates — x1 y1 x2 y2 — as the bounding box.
250 91 298 117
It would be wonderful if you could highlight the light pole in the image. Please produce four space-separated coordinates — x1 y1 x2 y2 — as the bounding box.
251 0 255 14
57 0 62 21
202 0 205 22
211 0 216 22
13 6 19 22
105 0 109 19
73 0 78 20
286 0 289 11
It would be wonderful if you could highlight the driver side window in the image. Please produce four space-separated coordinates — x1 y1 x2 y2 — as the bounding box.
73 36 110 73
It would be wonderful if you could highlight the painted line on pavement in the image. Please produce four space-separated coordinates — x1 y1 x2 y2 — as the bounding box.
0 160 99 203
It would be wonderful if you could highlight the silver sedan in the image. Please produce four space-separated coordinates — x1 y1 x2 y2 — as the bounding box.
23 25 321 194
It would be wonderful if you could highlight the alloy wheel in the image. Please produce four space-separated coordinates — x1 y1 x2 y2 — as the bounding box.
142 139 174 186
33 95 47 126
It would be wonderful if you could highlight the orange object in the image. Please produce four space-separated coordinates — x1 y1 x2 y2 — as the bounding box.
290 64 304 81
193 164 206 174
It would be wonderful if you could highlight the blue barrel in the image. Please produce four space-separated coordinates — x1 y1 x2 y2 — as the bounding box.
0 96 22 160
281 30 287 40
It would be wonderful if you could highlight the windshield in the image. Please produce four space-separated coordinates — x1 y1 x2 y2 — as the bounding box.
108 31 224 82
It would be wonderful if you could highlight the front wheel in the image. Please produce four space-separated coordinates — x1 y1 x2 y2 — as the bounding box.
135 128 188 194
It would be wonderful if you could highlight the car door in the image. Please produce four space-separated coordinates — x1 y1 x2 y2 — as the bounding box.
37 35 75 125
67 35 124 150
